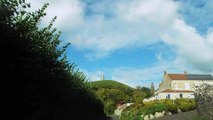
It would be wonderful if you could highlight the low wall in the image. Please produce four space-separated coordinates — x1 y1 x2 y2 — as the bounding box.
194 84 213 120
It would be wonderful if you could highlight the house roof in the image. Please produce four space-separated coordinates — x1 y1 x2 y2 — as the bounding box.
186 74 213 80
161 89 193 93
168 74 188 80
168 74 213 80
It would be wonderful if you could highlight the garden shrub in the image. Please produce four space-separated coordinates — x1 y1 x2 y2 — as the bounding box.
175 98 195 105
121 99 196 120
154 102 168 113
104 101 116 115
166 102 178 113
121 106 143 120
142 101 167 118
179 102 196 112
176 98 196 112
163 100 178 114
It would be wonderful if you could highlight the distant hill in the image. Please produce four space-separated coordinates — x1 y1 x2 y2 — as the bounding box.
89 80 151 115
90 80 134 115
90 80 151 98
90 80 134 96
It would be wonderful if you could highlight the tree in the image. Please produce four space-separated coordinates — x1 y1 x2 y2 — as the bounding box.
132 90 146 104
136 86 142 90
136 86 152 98
95 88 130 115
150 82 155 96
0 0 105 120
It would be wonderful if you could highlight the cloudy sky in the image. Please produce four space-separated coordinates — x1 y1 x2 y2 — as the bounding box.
27 0 213 88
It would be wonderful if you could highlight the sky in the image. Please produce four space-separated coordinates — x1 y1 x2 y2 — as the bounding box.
27 0 213 88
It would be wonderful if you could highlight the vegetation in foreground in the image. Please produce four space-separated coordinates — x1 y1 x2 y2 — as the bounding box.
90 80 152 115
121 98 196 120
1 0 106 120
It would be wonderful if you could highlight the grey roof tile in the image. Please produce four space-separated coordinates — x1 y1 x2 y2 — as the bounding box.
186 74 213 80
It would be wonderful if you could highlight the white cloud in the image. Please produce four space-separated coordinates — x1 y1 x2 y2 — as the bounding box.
26 0 213 76
110 58 186 88
27 0 84 30
207 29 213 47
162 19 213 71
71 0 180 59
178 0 213 33
85 51 110 60
72 0 212 72
109 55 209 88
116 0 179 24
80 55 207 88
80 69 104 81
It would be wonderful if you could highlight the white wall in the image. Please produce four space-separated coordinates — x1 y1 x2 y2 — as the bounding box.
156 92 194 100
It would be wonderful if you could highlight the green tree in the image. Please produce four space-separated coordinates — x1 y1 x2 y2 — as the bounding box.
150 82 155 96
132 90 146 104
95 88 130 115
104 101 116 115
121 105 144 120
91 80 134 97
136 86 152 98
0 0 105 120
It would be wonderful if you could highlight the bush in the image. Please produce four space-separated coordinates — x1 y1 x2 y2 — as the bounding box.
121 106 143 120
0 1 106 120
120 108 134 120
176 98 196 112
167 102 178 113
142 101 167 118
163 100 178 114
104 101 116 115
121 101 167 120
175 98 195 104
179 102 196 112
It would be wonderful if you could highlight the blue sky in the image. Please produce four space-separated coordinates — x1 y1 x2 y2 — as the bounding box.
28 0 213 88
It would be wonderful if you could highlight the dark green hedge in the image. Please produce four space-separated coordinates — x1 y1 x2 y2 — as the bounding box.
0 0 106 120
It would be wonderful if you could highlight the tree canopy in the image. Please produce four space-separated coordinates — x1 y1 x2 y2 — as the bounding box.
150 82 155 96
0 0 105 120
91 80 151 115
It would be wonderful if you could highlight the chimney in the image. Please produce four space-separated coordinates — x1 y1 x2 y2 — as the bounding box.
184 70 188 75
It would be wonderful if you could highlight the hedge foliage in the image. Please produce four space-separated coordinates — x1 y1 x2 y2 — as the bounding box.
120 98 196 120
121 104 144 120
0 0 106 120
175 98 196 112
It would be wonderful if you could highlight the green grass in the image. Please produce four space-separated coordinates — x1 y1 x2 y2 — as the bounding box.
90 80 132 89
89 80 134 96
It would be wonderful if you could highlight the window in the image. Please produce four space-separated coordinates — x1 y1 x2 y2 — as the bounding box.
174 84 178 90
166 94 171 99
179 94 183 98
190 94 195 98
185 83 190 90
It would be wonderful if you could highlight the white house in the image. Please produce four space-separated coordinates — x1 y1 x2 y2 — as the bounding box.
144 71 213 101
